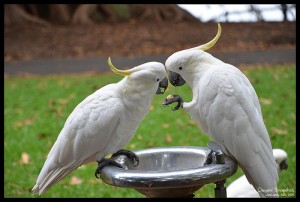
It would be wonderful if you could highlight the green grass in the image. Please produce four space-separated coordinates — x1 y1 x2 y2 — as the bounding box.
4 65 296 198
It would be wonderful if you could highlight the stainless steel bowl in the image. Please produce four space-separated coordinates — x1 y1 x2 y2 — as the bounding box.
100 146 237 198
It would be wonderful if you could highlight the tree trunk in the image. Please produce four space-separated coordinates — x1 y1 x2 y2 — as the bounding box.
130 4 199 23
164 4 199 22
97 4 119 22
71 4 98 25
130 4 164 23
5 4 200 26
4 4 50 26
49 4 71 24
27 4 39 16
280 4 288 21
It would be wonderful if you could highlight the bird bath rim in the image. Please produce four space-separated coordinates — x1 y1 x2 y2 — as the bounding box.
100 146 238 197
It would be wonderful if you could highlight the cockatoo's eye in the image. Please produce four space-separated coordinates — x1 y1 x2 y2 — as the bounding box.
179 67 183 70
157 78 160 82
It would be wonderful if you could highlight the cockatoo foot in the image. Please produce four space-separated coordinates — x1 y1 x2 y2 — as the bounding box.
95 158 123 179
162 94 183 111
111 149 139 167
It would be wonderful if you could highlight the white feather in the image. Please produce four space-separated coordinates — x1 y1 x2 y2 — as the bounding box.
227 149 288 198
31 61 166 195
165 48 278 198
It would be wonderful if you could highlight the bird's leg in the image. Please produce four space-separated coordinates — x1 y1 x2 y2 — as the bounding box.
111 149 139 167
162 94 184 111
95 158 123 179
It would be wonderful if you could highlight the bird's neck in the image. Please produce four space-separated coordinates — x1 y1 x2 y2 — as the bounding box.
185 52 225 88
118 78 156 110
181 53 225 109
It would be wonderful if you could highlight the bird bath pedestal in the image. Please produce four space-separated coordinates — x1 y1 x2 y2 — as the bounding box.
100 143 237 198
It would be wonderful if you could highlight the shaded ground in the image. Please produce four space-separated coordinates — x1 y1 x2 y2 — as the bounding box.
4 21 296 61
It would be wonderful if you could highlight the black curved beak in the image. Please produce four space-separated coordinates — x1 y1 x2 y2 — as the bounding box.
279 160 288 170
156 77 168 94
168 71 186 87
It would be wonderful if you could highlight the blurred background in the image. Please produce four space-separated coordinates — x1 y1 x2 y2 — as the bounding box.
4 4 295 198
178 4 296 22
4 4 296 68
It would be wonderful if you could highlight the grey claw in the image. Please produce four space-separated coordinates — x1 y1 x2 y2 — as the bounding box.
95 158 123 179
111 149 139 167
162 94 183 111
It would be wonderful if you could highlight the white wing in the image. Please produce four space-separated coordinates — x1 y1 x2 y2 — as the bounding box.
32 84 125 195
198 65 278 197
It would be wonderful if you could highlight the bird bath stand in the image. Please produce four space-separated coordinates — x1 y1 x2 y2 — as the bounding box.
100 142 237 198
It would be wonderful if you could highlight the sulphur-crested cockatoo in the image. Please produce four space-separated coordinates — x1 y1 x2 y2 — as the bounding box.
227 148 288 198
31 57 168 195
162 23 278 198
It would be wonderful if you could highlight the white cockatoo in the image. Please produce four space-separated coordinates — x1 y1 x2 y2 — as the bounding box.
31 57 168 195
162 23 279 198
227 148 288 197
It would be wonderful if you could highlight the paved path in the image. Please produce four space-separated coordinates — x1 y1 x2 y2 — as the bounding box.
4 48 295 76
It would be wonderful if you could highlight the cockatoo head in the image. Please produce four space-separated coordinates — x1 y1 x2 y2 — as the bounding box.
165 23 222 87
108 57 168 94
273 149 288 172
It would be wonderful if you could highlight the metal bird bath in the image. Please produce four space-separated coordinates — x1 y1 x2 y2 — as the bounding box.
100 143 237 198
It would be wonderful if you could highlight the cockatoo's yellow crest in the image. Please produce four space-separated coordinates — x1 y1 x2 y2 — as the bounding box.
198 23 222 51
108 57 131 76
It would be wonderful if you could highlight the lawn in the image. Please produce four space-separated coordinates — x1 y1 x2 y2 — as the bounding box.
4 64 296 198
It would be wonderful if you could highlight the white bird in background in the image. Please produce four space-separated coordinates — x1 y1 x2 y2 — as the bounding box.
227 148 288 197
31 57 168 195
163 23 279 198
